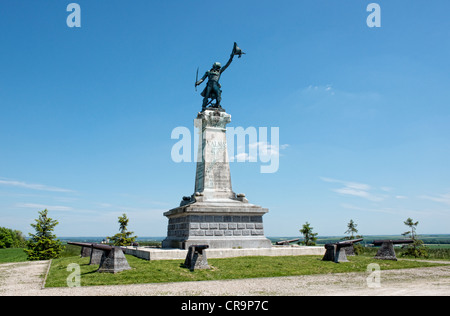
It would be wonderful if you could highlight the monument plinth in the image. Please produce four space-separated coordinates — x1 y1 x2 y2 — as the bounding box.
162 108 272 249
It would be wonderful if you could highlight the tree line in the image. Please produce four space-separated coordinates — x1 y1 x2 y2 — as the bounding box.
0 209 433 260
297 217 429 258
0 209 137 261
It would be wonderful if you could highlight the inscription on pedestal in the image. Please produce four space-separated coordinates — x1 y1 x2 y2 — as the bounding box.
194 110 234 199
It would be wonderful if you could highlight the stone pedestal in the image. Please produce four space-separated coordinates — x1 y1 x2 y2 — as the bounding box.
89 247 104 265
184 245 210 271
374 241 398 261
97 247 132 273
80 246 91 258
322 244 349 263
162 108 271 249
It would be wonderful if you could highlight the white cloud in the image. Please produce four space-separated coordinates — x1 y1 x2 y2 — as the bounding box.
305 84 335 96
320 177 371 191
234 142 289 161
333 187 383 202
340 203 396 215
420 192 450 205
15 203 73 211
0 178 74 193
320 177 385 202
340 203 428 216
257 141 279 157
234 152 256 162
251 142 289 157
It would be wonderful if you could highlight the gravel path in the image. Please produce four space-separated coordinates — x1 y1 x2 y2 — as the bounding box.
1 260 450 296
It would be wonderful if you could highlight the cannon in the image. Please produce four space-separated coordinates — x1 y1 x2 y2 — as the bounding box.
68 242 107 265
372 239 414 261
322 238 363 263
66 242 93 258
275 238 300 246
67 242 131 273
372 239 414 246
184 245 210 271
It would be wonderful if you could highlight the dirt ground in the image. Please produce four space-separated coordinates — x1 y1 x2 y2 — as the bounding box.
1 260 449 296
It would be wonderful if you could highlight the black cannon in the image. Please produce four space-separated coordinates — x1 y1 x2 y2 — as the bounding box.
67 242 131 273
68 242 107 265
184 245 210 271
66 241 93 258
372 239 414 261
276 238 300 245
322 238 363 263
372 239 414 246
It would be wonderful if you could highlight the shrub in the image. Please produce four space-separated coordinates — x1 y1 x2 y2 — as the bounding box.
0 227 26 248
299 222 318 246
108 213 137 246
400 218 428 258
0 227 13 248
24 209 65 261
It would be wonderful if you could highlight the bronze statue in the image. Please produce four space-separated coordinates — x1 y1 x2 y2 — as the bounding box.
195 42 245 111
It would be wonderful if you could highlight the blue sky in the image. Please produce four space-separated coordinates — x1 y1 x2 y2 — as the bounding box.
1 0 449 237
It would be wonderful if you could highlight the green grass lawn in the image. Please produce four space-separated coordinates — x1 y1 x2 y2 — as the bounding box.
45 254 448 288
0 248 28 263
0 245 78 263
426 244 450 249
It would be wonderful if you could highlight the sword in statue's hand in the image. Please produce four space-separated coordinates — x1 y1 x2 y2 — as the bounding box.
195 67 199 91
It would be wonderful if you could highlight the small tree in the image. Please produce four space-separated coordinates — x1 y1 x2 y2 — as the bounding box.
25 209 64 260
402 218 419 239
108 213 137 246
401 217 428 258
299 222 318 246
343 219 363 255
344 219 358 239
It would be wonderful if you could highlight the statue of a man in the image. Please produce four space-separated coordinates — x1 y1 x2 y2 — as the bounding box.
195 43 245 111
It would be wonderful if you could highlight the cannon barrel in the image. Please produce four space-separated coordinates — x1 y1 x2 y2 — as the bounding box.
337 238 363 245
372 239 414 246
276 238 300 245
325 238 363 248
68 241 130 253
191 244 209 251
67 241 94 248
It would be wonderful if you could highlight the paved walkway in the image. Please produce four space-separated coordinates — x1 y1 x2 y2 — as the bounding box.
1 260 450 296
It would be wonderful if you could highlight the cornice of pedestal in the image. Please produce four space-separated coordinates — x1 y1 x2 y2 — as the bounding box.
195 108 231 130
